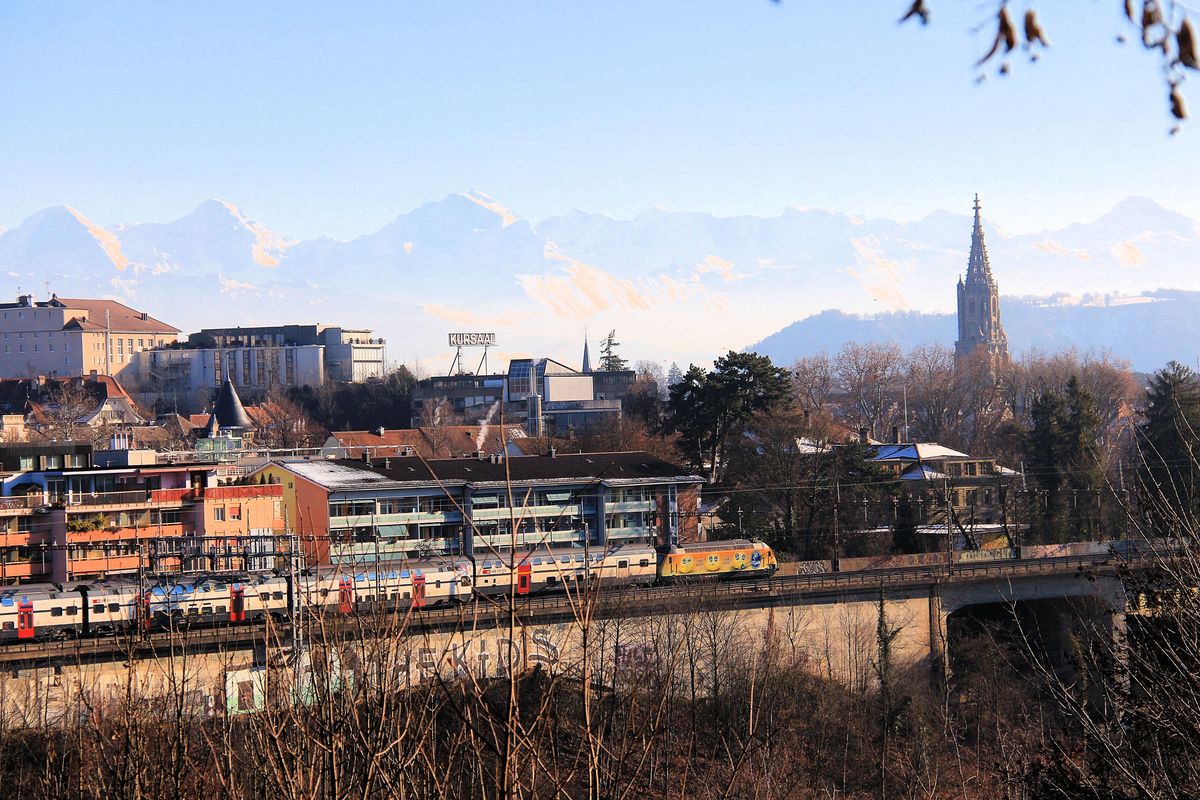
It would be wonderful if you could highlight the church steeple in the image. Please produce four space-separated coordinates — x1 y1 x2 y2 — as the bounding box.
581 330 592 373
965 193 994 284
955 194 1008 366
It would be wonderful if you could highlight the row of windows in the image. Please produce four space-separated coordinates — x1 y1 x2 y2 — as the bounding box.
3 343 67 353
17 454 86 470
212 506 243 521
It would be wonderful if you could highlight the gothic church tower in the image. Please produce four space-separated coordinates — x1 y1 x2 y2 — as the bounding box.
955 195 1008 365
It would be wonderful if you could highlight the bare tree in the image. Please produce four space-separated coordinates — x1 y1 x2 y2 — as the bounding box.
834 342 903 437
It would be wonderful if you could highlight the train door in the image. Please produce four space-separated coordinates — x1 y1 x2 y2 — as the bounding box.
338 578 353 613
230 585 245 623
412 574 426 608
16 600 33 640
517 562 532 595
139 593 152 631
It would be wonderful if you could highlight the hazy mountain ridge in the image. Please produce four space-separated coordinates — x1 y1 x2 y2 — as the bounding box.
750 289 1200 371
0 193 1197 368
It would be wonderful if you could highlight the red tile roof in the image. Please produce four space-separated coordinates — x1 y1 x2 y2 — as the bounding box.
330 425 528 460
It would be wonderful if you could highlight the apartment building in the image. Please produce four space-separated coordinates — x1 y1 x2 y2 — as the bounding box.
255 451 702 568
0 443 285 584
0 294 179 379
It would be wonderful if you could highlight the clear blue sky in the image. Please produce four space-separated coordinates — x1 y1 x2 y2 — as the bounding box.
1 1 1195 239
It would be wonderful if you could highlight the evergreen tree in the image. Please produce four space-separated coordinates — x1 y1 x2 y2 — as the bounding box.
1061 376 1103 535
666 362 683 388
1025 390 1067 542
598 330 628 371
667 351 792 483
1139 361 1200 516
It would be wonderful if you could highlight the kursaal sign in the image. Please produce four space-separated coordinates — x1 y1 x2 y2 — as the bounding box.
448 333 497 347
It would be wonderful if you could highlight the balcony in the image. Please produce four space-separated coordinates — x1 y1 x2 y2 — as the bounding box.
65 524 188 544
606 526 656 540
607 501 655 514
0 562 46 580
329 510 461 528
0 496 44 513
475 530 583 548
61 489 193 508
471 504 578 522
330 537 458 564
68 555 142 575
0 532 50 549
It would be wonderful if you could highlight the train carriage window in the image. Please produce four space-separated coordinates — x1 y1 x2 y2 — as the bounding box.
108 603 120 613
618 560 628 569
1 622 11 630
50 607 63 617
547 576 557 585
93 604 104 614
259 593 270 602
65 606 77 615
435 580 442 589
639 559 650 567
272 592 284 601
188 607 198 615
215 606 226 614
402 592 410 599
201 606 213 615
319 588 330 597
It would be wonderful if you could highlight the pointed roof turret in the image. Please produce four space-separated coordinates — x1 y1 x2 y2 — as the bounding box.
212 377 253 429
966 193 994 284
581 330 592 373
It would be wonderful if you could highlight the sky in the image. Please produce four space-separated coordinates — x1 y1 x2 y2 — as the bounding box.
1 1 1198 240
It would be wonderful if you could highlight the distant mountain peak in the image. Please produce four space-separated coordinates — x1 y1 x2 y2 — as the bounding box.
63 206 130 271
458 190 520 227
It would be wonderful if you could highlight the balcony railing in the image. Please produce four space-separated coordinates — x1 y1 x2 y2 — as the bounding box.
44 488 197 507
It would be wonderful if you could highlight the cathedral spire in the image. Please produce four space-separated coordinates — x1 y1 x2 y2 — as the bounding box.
966 193 993 284
581 329 592 373
955 194 1008 366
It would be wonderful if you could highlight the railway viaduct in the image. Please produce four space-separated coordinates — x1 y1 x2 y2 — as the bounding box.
0 552 1128 721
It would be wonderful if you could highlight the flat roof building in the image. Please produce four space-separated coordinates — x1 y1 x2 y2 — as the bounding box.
256 451 702 568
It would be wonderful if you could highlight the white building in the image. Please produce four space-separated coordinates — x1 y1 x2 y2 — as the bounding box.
0 294 180 379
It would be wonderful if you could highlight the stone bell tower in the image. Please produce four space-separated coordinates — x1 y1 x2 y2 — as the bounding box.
955 194 1009 366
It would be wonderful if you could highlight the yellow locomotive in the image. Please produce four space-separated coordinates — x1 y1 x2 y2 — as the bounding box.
657 539 777 580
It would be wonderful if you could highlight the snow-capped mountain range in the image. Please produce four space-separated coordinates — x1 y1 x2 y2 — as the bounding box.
1 192 1197 372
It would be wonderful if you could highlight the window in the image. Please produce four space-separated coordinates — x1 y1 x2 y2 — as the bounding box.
215 605 226 614
618 560 628 569
1 622 12 631
50 607 63 617
108 603 119 612
92 604 104 614
229 505 242 520
213 507 225 521
18 457 33 470
272 592 283 601
259 593 270 601
65 606 77 616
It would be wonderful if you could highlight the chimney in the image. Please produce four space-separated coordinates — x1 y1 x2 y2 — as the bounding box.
857 427 868 444
892 425 901 444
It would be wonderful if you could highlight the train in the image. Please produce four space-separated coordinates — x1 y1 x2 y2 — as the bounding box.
0 539 778 643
